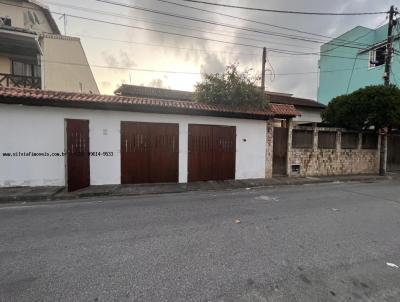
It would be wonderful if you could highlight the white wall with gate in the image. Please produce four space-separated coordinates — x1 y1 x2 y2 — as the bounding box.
0 104 267 187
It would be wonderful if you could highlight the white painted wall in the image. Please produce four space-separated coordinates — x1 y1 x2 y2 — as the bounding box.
41 35 100 94
294 107 323 124
0 104 267 187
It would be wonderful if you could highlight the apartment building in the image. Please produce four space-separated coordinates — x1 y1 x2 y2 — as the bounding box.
317 22 399 104
0 0 99 93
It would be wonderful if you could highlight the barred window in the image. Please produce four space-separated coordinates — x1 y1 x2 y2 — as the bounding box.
341 132 359 149
318 131 337 149
292 130 313 148
362 133 378 149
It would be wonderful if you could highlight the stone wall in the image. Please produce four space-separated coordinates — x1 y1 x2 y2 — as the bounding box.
265 121 274 179
288 126 380 177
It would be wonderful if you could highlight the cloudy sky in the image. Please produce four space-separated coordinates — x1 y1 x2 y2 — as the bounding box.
43 0 392 99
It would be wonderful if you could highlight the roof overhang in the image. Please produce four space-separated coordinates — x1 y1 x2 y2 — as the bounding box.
0 87 299 120
28 0 61 35
358 34 400 54
0 28 42 58
0 96 275 121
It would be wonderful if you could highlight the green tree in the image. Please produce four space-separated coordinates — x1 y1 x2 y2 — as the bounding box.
322 85 400 131
194 64 268 110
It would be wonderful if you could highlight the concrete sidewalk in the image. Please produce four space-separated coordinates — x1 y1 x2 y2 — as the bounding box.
0 174 394 204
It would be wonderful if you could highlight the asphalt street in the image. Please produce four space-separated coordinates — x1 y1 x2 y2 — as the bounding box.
1 180 400 301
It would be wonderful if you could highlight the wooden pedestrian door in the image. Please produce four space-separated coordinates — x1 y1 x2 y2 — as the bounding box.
188 124 236 182
272 127 288 175
387 134 400 171
66 119 90 192
121 121 179 184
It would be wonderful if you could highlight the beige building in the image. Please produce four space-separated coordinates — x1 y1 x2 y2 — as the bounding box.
0 0 99 93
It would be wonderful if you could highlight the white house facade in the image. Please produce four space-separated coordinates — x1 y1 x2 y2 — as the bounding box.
0 87 299 190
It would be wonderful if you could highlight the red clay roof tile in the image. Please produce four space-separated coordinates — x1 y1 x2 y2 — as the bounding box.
0 86 299 119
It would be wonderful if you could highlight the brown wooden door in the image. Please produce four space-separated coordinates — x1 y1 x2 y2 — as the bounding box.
66 119 90 192
121 121 179 184
188 124 236 182
273 127 288 175
388 134 400 171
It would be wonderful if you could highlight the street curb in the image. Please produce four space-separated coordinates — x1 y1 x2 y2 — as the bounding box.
0 175 392 204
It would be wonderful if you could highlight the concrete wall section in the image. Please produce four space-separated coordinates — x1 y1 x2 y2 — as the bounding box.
0 104 267 187
294 107 323 124
41 35 100 94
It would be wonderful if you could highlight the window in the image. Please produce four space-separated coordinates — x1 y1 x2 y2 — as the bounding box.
12 61 41 78
362 133 378 149
318 131 337 149
369 45 386 68
0 17 12 26
341 132 359 149
292 130 314 149
23 10 41 27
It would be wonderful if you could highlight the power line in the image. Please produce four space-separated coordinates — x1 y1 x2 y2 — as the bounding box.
42 0 318 50
46 1 324 49
42 58 371 76
66 13 369 60
179 0 388 15
0 0 323 48
319 17 389 56
150 0 374 47
0 0 373 52
76 33 369 61
94 0 334 44
95 0 371 50
0 0 374 61
346 56 358 93
61 14 265 49
391 70 399 85
47 8 371 60
44 11 372 58
0 0 373 61
77 34 259 57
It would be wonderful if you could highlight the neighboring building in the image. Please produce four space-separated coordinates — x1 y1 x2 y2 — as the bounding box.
318 22 400 104
115 84 325 124
0 86 298 190
115 84 195 101
265 91 325 125
0 0 99 93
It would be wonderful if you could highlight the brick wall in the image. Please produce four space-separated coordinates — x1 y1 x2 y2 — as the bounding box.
288 126 380 177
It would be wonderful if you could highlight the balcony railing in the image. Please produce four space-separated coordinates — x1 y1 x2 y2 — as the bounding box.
0 73 41 89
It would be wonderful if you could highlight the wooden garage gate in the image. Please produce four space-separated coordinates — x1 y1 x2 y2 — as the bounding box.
121 121 179 184
188 124 236 182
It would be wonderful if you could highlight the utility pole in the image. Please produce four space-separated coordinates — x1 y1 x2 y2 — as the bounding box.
380 5 397 176
64 14 67 35
59 14 67 35
261 47 266 92
383 5 396 86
